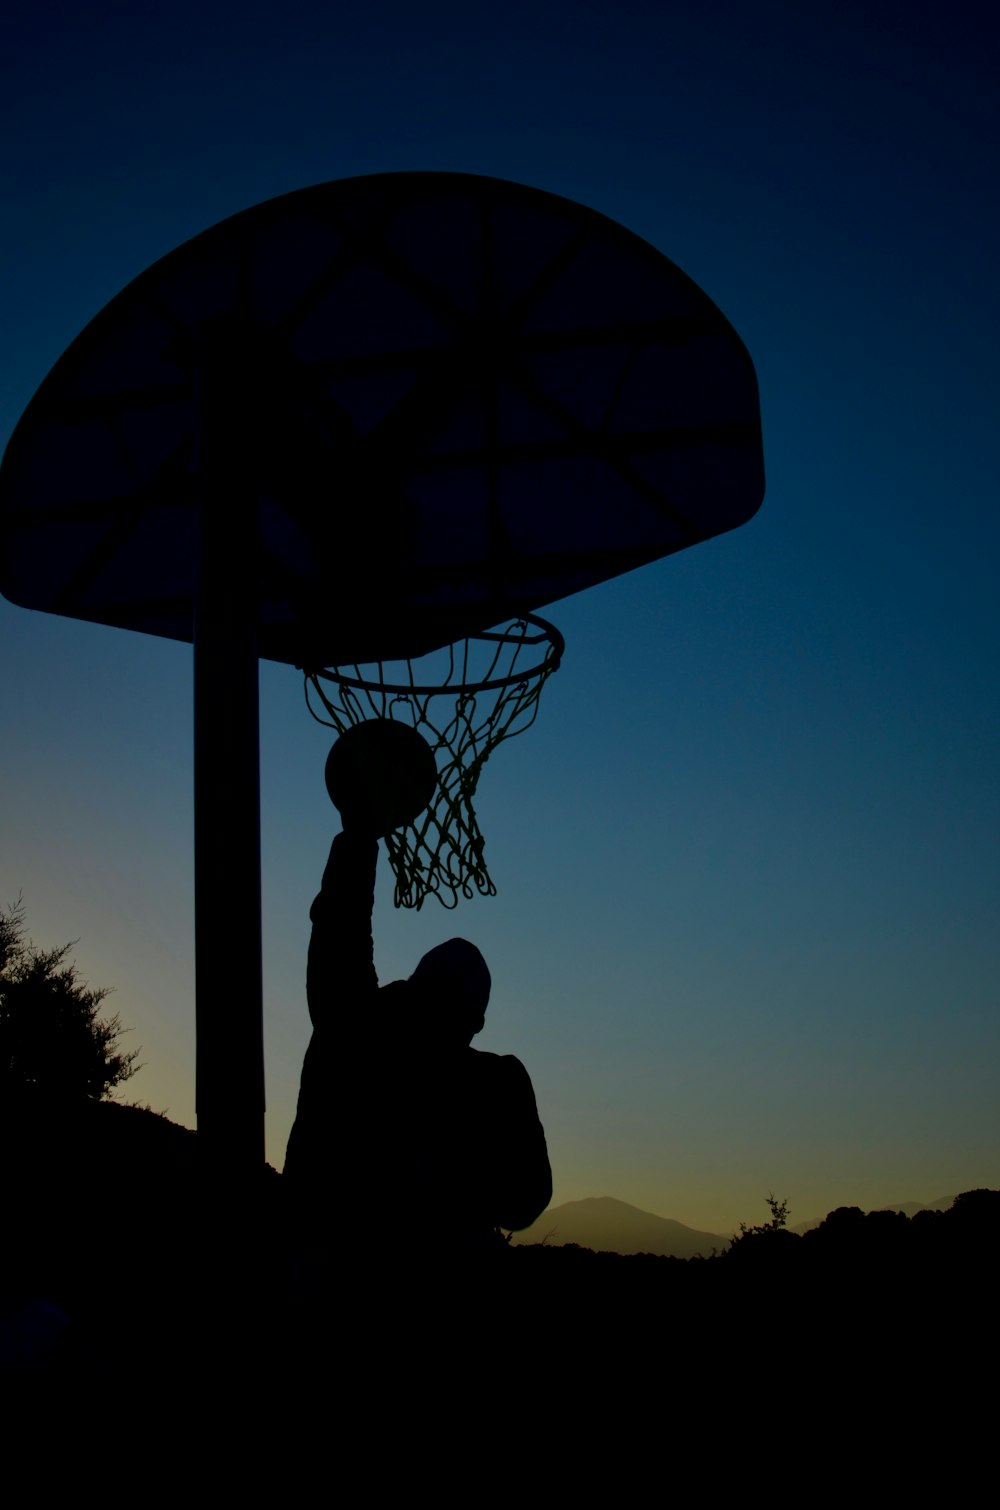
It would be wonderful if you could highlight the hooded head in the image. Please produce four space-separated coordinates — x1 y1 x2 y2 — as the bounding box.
409 938 491 1044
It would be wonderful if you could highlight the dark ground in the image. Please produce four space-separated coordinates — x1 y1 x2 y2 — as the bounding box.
3 1099 996 1443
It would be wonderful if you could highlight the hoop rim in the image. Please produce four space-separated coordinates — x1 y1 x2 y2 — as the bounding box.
305 613 564 698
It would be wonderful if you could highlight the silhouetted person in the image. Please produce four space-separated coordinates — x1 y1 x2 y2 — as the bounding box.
284 817 552 1273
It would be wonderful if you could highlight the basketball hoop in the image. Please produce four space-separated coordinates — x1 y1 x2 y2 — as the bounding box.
302 615 564 909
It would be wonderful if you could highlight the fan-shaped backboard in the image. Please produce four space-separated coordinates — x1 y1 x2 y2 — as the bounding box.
0 173 763 664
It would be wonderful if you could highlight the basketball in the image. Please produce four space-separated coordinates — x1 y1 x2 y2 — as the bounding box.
324 720 438 837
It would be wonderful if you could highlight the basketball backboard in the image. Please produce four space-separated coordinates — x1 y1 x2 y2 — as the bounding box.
0 173 763 665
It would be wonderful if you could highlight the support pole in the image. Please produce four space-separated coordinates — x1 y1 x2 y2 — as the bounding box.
194 317 265 1173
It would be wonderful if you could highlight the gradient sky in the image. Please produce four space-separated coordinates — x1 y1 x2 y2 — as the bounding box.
2 0 997 1235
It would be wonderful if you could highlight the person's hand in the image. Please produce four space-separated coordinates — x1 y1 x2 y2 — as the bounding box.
334 786 386 838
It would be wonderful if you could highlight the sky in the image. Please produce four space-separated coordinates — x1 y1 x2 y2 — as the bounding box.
2 0 997 1235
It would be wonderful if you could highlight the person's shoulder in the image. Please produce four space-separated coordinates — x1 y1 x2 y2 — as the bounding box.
469 1049 534 1084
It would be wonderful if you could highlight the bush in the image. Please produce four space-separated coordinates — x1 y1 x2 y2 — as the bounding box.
736 1193 790 1239
0 898 140 1102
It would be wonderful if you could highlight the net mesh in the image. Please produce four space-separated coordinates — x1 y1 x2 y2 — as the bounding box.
303 616 562 909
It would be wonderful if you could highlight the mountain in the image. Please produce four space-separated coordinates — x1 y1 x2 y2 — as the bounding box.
512 1196 728 1258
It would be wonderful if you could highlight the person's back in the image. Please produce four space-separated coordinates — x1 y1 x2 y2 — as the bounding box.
358 1029 551 1245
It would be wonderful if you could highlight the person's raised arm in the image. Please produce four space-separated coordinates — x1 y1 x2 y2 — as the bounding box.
305 825 379 1029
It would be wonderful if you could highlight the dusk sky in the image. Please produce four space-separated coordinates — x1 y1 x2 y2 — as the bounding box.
2 1 997 1235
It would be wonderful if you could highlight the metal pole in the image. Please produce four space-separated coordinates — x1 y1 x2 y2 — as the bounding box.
193 316 265 1173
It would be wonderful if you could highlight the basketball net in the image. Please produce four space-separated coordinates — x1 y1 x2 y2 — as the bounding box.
302 616 563 909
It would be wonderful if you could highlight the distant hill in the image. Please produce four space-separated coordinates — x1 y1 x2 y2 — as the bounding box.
790 1196 955 1234
513 1196 728 1258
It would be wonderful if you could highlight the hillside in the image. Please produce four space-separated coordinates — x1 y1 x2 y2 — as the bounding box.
513 1195 728 1257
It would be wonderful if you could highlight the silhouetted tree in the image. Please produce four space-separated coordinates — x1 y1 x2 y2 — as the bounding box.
736 1192 790 1238
726 1194 800 1269
0 898 140 1101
